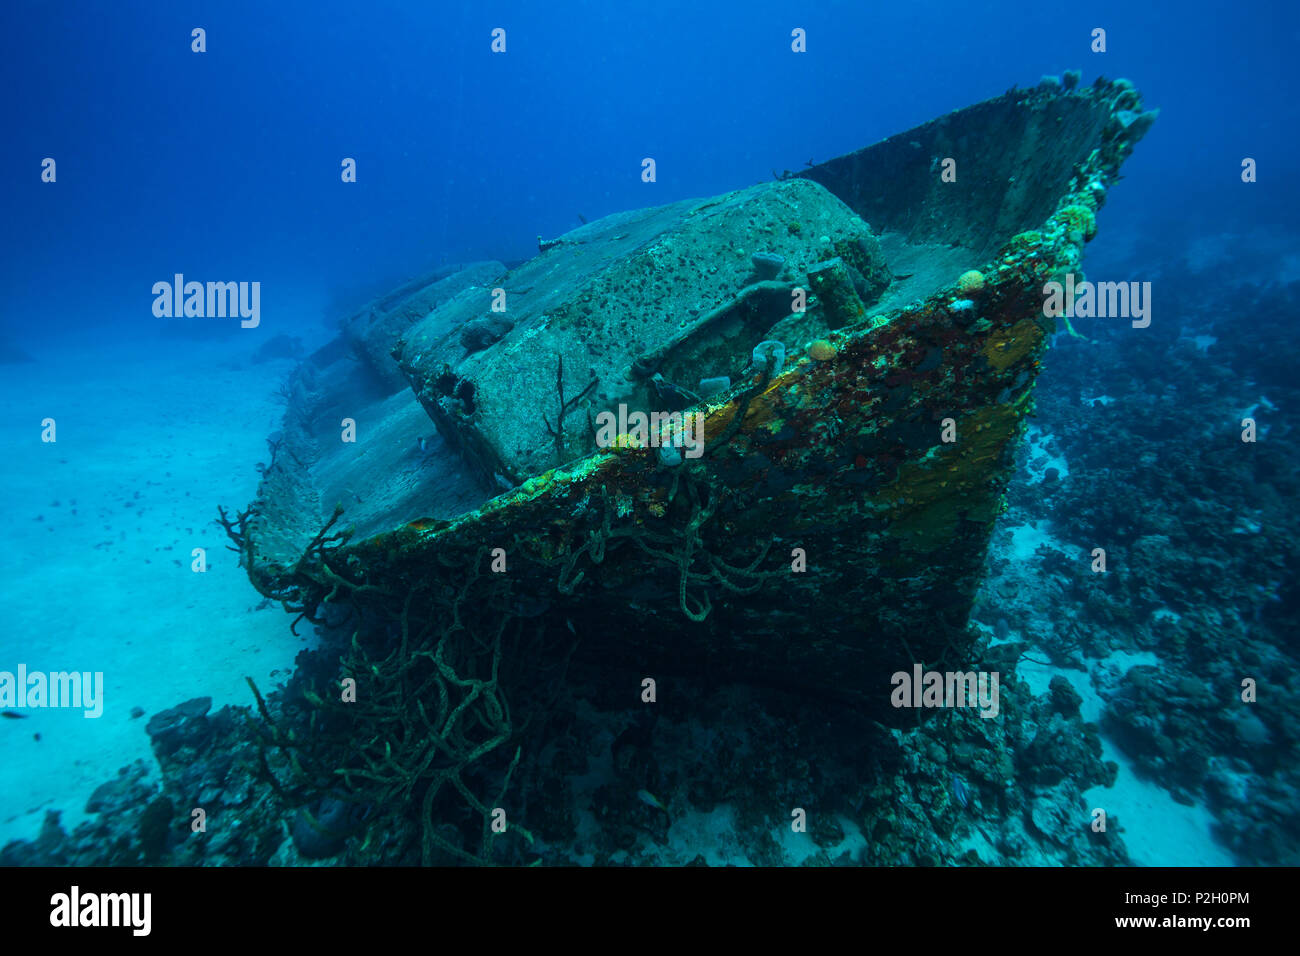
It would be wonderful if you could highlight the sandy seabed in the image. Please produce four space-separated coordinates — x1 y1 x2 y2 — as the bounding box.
0 332 306 846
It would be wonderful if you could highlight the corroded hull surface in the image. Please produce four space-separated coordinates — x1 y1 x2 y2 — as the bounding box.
234 79 1154 713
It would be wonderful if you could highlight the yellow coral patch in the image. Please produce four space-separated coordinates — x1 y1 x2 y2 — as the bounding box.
880 403 1023 553
1057 204 1096 238
808 339 837 361
981 318 1043 371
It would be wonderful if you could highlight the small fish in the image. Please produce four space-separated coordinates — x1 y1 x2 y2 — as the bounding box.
636 789 669 817
418 436 429 453
2 711 27 720
951 774 971 810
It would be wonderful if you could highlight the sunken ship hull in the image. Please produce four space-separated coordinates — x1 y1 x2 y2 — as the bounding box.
231 79 1155 715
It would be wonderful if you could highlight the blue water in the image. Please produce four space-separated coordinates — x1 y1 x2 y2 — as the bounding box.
5 0 1296 339
1 0 1296 866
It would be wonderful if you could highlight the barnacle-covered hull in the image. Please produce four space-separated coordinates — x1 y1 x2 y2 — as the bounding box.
234 79 1154 717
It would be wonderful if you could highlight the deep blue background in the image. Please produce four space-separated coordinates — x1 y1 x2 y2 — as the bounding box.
2 0 1297 343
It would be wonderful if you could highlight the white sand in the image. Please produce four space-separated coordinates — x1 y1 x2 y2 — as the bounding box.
1000 518 1237 865
1018 646 1237 866
0 334 308 846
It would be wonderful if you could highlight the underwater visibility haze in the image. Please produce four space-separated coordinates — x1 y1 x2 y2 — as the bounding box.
0 0 1297 873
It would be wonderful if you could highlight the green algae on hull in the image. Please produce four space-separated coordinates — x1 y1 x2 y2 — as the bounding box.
234 78 1155 717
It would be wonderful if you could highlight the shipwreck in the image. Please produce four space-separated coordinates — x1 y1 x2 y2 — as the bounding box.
225 77 1157 727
